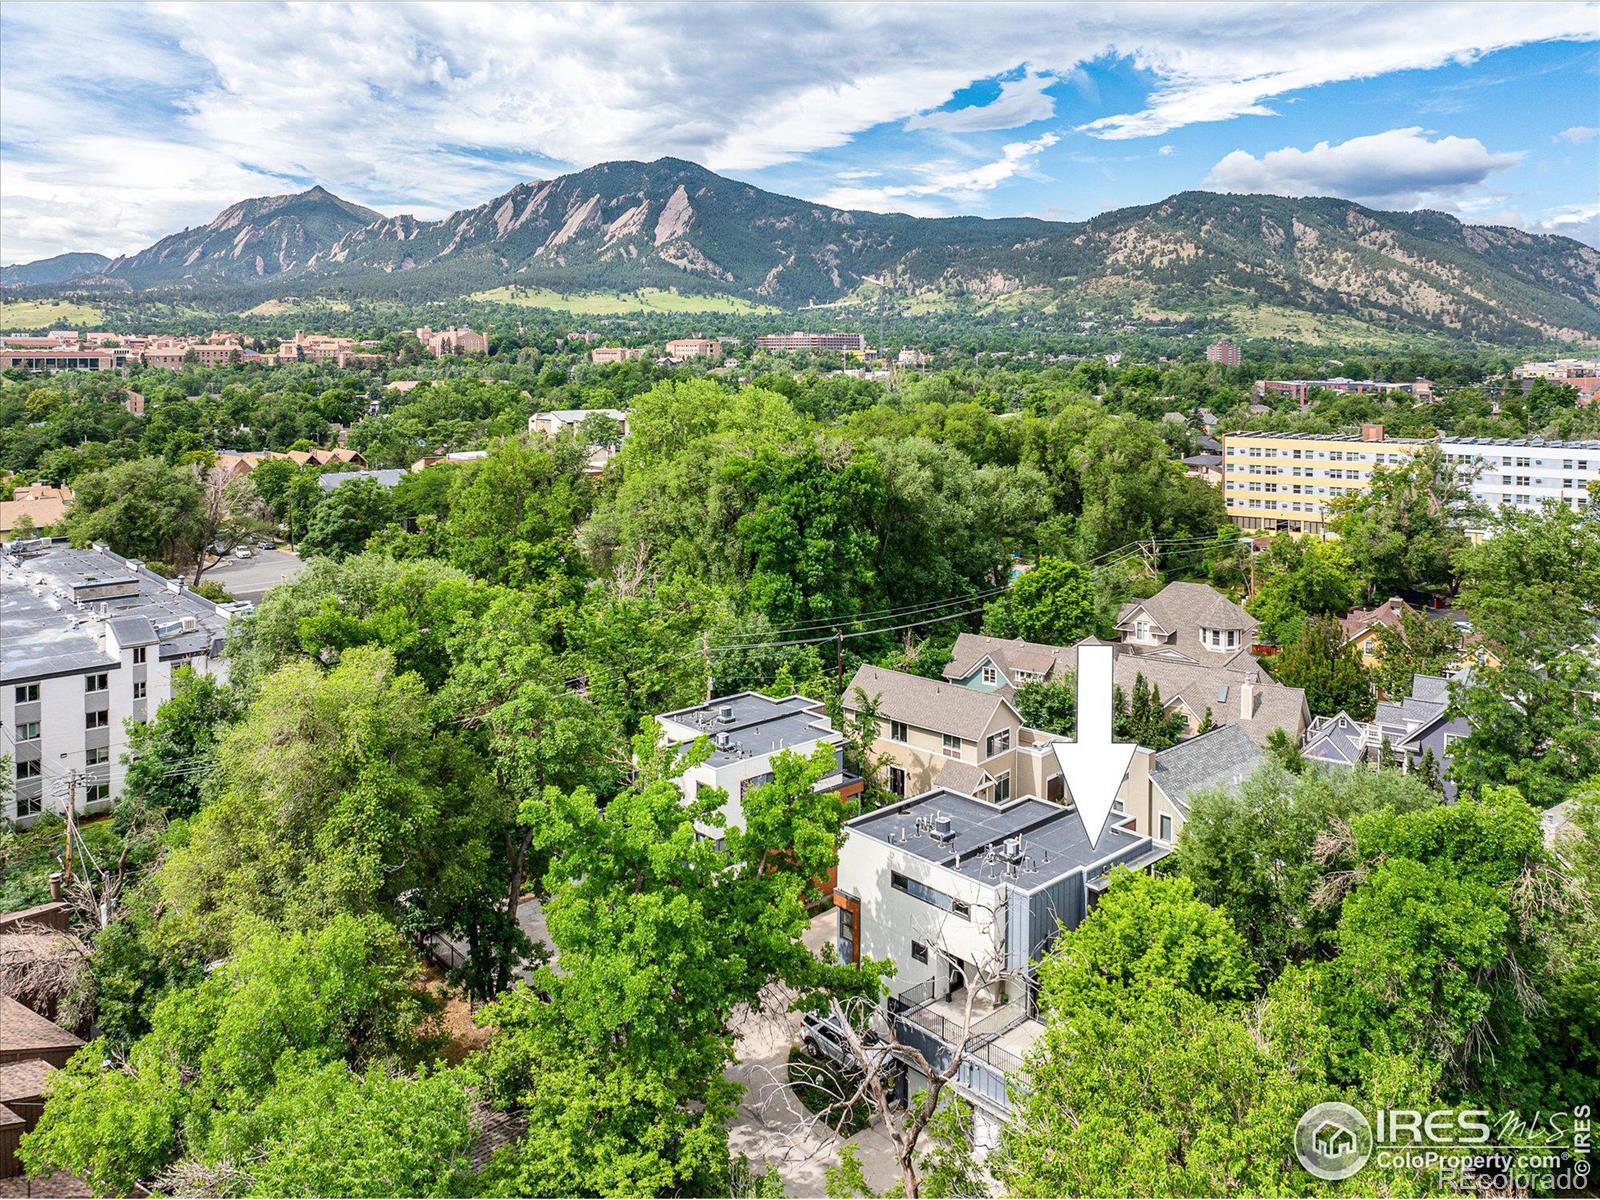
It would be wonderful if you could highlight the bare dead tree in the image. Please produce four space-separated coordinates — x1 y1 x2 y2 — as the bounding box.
821 902 1012 1200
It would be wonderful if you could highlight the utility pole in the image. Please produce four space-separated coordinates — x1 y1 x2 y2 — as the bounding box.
62 769 78 882
835 629 845 694
701 630 712 702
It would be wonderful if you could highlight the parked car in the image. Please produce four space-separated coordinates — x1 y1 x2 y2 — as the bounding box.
233 546 254 559
801 1012 853 1066
256 538 277 549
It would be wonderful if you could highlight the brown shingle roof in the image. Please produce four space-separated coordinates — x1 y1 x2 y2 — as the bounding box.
844 664 1016 742
0 996 81 1067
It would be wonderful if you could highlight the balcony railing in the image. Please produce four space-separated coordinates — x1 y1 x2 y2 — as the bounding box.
888 979 1033 1110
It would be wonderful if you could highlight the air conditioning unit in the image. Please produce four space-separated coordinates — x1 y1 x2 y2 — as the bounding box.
931 813 956 842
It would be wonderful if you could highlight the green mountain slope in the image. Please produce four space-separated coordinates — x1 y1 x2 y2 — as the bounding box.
0 252 112 288
91 186 383 290
42 161 1600 342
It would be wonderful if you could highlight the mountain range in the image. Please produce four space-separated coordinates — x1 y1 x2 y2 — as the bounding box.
8 158 1600 342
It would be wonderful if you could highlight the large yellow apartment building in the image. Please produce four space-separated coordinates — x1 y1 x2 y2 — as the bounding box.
1221 424 1431 536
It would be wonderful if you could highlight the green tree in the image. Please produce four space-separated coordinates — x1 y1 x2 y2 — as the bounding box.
1013 675 1078 736
1267 616 1374 719
982 556 1096 645
472 740 859 1196
155 647 495 959
298 477 397 560
1327 446 1470 597
1178 764 1438 971
64 457 204 570
1369 609 1461 697
119 668 238 823
1448 505 1600 808
21 915 438 1196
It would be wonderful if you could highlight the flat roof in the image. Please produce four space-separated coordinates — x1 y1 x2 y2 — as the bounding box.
849 787 1147 889
1 540 238 683
1223 431 1432 445
1439 437 1600 451
659 692 838 767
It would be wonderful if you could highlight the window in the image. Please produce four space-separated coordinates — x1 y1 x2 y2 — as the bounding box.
17 760 41 780
993 771 1011 805
910 941 929 964
1134 618 1150 640
14 683 39 703
1112 795 1125 813
17 722 40 742
86 673 108 693
86 746 108 766
890 719 908 743
890 871 969 920
941 733 962 759
132 646 146 665
85 783 109 804
985 728 1011 758
889 765 906 798
133 681 147 700
86 711 110 730
980 665 998 686
1160 814 1173 843
18 792 41 818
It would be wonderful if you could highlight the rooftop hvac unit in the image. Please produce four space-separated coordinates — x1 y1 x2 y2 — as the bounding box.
717 704 735 724
181 616 197 633
931 813 956 842
1004 836 1023 862
714 732 732 751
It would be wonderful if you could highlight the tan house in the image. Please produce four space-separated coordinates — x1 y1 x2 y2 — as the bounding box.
0 484 72 538
1340 596 1418 668
212 447 366 479
591 346 645 364
1116 581 1259 666
843 664 1069 807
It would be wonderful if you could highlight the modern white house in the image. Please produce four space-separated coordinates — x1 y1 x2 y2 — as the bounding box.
1438 437 1600 535
835 785 1164 1143
655 692 859 841
1 539 244 824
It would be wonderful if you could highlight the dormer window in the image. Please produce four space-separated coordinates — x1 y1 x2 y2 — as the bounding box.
981 665 998 686
1134 619 1150 640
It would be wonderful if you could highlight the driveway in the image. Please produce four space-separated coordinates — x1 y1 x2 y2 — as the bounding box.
202 547 307 603
725 911 901 1196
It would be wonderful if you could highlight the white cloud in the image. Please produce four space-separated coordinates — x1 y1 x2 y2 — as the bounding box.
1555 125 1599 144
1158 144 1174 156
816 133 1059 212
0 2 1596 260
905 71 1056 133
1203 127 1522 207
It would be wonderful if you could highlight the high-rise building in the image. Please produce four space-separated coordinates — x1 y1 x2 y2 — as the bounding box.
1205 339 1240 366
1221 425 1431 536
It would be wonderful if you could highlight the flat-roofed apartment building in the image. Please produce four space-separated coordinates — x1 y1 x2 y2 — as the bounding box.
1 539 244 825
1438 437 1600 535
664 338 724 361
1222 424 1431 535
754 331 865 353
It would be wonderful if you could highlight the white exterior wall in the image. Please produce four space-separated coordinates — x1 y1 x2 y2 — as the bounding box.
4 637 226 825
658 718 840 838
837 828 1007 998
1440 440 1600 530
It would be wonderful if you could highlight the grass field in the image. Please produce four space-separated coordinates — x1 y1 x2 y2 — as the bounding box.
0 297 104 330
1225 303 1421 348
470 285 779 315
242 297 353 316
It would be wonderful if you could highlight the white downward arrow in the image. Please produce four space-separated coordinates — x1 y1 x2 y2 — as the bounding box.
1049 645 1136 848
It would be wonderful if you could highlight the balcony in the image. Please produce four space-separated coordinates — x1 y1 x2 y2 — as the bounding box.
888 977 1042 1112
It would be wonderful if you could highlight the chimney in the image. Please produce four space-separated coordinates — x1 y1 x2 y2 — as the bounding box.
1360 423 1386 442
1240 672 1258 720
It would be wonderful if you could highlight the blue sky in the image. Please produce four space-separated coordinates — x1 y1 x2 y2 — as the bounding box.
2 2 1597 262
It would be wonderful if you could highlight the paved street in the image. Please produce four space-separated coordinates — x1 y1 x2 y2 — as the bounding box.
202 547 307 603
725 911 901 1196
